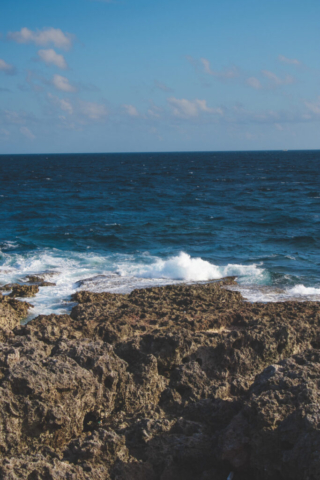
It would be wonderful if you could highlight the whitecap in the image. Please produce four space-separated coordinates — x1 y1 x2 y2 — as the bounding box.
288 285 320 296
229 283 320 303
121 252 265 284
0 249 317 319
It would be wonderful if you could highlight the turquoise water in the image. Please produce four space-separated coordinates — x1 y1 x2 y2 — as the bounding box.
0 150 319 317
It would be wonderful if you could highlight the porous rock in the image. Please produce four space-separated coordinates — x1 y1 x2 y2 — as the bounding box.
9 284 39 298
0 279 318 479
0 294 32 341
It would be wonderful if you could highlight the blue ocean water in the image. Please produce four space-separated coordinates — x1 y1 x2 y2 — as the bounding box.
0 150 319 318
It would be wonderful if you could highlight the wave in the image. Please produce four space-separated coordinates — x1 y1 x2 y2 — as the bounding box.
0 248 318 319
125 252 265 283
0 249 268 318
230 283 320 303
288 285 320 296
0 241 19 250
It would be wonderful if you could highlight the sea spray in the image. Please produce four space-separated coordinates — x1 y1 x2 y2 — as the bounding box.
0 249 268 318
127 252 265 283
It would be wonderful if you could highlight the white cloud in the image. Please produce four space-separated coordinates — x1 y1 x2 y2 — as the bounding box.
262 70 294 86
79 100 108 120
47 93 107 122
52 74 76 92
20 126 35 140
199 57 238 79
123 104 139 117
305 97 320 115
58 99 73 115
201 58 212 74
154 80 173 92
38 49 67 69
278 55 301 66
168 97 223 118
147 101 162 118
48 93 73 114
0 59 15 75
247 71 294 90
8 27 73 50
246 77 262 90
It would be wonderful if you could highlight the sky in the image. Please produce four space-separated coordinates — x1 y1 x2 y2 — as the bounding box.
0 0 320 154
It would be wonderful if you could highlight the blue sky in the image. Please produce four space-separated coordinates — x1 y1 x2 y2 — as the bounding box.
1 0 320 153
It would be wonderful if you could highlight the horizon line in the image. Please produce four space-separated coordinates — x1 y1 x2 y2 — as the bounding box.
1 148 320 156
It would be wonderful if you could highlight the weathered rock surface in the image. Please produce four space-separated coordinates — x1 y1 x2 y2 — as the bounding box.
8 285 39 298
0 279 319 479
1 278 56 294
0 293 32 341
24 275 56 287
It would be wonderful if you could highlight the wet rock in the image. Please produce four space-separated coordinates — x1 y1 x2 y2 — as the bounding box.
9 284 39 298
24 275 56 286
24 275 46 283
39 281 56 286
0 284 21 292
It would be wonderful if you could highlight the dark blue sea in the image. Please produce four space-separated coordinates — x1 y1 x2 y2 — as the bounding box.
0 150 319 318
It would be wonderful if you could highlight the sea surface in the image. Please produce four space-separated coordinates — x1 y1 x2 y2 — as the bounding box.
0 150 319 319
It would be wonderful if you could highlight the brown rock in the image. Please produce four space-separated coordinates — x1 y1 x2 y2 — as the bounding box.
24 275 56 286
0 280 318 479
0 294 32 337
9 284 39 298
0 284 21 292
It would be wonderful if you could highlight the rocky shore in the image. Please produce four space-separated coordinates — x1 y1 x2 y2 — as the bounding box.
0 278 319 479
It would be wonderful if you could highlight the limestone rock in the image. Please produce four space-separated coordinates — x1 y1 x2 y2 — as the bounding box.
0 280 318 479
9 285 39 298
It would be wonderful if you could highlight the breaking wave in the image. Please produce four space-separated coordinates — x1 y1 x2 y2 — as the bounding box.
0 249 267 319
127 252 265 283
288 285 320 296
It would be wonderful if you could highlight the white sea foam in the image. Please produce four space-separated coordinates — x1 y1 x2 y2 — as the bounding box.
287 285 320 296
124 252 265 283
0 249 318 319
229 283 320 303
0 249 112 318
0 241 19 250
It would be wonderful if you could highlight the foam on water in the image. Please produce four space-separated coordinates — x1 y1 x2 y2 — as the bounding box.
122 252 265 283
0 249 268 319
288 285 320 296
229 284 320 303
0 151 320 317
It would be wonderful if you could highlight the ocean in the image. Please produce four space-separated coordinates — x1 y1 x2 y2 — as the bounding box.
0 150 319 319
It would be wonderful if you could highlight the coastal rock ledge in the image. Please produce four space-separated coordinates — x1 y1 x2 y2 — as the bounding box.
0 278 319 479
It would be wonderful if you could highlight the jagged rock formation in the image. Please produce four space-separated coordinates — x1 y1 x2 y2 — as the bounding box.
0 278 319 479
0 293 32 341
